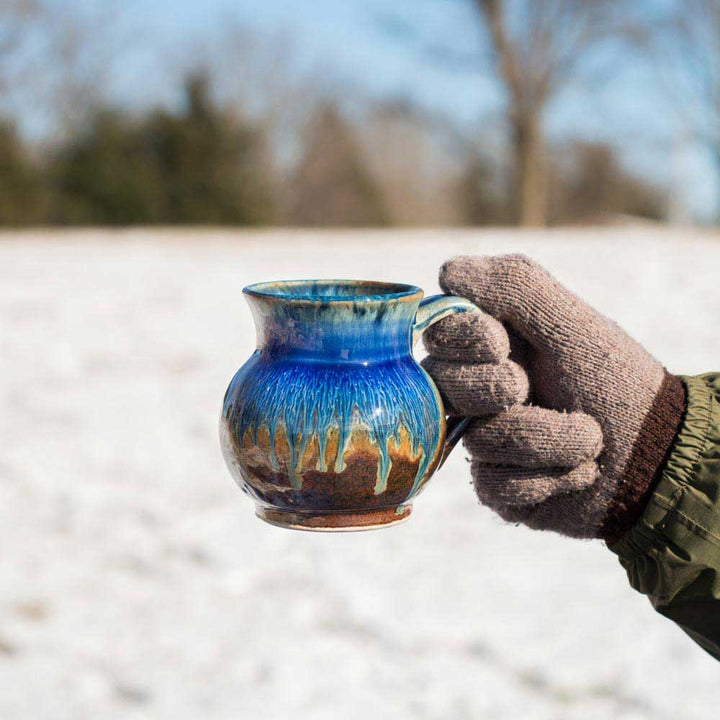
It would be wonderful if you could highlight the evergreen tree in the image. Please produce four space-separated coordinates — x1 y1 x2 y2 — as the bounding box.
49 110 164 224
0 122 45 226
145 76 274 224
50 75 274 225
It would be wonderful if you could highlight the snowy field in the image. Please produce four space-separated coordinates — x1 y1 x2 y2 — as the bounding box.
1 227 719 720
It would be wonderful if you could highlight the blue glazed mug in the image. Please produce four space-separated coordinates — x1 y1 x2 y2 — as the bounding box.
220 279 480 531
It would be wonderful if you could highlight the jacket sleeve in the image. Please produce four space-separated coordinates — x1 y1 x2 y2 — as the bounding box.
610 373 720 660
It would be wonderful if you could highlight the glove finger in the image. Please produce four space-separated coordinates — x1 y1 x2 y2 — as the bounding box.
422 310 510 363
422 357 528 415
464 405 602 468
491 483 610 538
472 461 599 507
439 254 605 354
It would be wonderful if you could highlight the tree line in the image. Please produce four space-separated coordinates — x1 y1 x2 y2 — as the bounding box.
9 0 716 227
0 71 665 227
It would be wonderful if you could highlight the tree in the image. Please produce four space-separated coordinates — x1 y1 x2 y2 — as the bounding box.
658 1 720 219
360 101 471 226
549 140 666 223
0 1 38 80
50 75 275 225
41 2 122 138
144 75 274 224
0 121 44 225
0 0 39 116
288 104 389 227
474 0 635 226
456 151 509 225
0 1 121 140
48 109 164 224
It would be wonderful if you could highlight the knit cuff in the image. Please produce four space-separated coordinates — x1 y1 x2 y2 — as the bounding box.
599 372 687 542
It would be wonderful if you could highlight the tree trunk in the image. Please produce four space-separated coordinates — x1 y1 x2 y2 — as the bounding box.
511 113 547 226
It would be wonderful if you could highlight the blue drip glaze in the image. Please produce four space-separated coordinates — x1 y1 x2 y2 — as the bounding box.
226 355 441 496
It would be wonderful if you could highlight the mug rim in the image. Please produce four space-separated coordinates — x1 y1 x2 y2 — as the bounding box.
243 279 423 304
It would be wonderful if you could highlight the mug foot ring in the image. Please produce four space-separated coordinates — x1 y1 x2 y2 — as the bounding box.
255 505 413 532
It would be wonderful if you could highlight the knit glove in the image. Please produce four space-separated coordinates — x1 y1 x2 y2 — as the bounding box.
423 255 686 540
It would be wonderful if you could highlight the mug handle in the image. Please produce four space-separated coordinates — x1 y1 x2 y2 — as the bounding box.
413 294 481 468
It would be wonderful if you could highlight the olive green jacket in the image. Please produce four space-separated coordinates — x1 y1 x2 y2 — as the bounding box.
610 373 720 660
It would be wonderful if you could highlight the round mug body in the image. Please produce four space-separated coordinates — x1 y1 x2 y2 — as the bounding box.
220 280 448 531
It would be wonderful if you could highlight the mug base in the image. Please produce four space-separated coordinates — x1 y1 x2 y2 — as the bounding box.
256 504 413 532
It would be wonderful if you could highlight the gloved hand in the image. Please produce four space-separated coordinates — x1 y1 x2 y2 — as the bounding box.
423 255 686 540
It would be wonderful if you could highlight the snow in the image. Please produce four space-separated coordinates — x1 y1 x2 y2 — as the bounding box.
1 227 719 720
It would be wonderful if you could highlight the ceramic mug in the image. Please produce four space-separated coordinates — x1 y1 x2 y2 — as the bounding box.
220 279 480 531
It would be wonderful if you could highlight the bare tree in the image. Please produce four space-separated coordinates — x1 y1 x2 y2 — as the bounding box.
549 140 666 223
657 1 720 218
192 22 329 166
288 104 389 227
0 1 37 63
41 2 123 138
474 0 633 226
0 0 40 111
0 1 122 141
359 101 471 226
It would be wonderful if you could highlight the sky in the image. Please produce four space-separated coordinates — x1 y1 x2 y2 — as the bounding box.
48 0 719 221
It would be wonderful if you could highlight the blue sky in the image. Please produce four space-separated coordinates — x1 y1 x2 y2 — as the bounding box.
56 0 719 220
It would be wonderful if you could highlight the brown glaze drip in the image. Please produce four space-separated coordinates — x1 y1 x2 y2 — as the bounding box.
238 423 442 513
